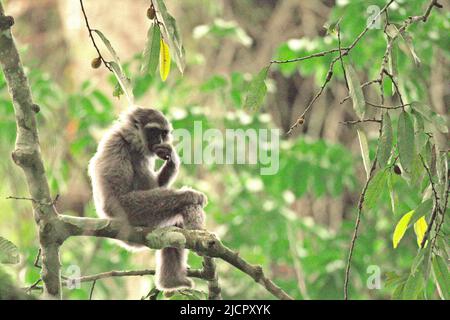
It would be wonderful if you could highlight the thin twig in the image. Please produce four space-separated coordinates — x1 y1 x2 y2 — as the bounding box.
343 144 379 300
340 79 381 104
270 48 345 64
366 101 410 109
89 280 96 300
340 119 381 125
6 194 59 207
286 0 396 134
337 23 349 90
419 154 441 248
68 268 205 284
79 0 112 72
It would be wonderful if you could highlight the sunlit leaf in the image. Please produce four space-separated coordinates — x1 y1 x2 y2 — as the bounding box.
413 216 427 248
408 199 433 228
153 0 185 73
393 210 414 249
0 236 19 264
398 111 415 173
159 39 171 81
243 66 269 110
141 22 161 76
377 112 393 168
345 64 365 119
357 128 370 179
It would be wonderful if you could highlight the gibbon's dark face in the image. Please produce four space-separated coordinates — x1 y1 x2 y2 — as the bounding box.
131 107 172 152
144 125 170 148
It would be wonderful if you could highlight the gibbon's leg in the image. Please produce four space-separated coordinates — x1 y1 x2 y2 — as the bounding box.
119 188 206 228
156 247 192 291
181 204 205 230
155 205 205 291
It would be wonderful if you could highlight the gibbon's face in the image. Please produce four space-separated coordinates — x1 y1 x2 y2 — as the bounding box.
131 108 172 153
144 124 171 149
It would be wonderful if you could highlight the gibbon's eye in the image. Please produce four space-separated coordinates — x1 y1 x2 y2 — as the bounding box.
146 127 160 137
161 130 169 139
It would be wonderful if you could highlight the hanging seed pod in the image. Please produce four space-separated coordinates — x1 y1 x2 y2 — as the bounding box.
147 6 156 20
393 165 402 175
91 57 102 69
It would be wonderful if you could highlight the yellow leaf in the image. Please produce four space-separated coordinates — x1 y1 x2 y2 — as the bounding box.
413 216 428 248
392 210 414 249
159 39 171 81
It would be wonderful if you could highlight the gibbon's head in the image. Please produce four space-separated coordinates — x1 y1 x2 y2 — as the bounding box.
122 106 173 155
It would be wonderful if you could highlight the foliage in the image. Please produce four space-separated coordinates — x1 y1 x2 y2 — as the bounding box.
0 0 448 300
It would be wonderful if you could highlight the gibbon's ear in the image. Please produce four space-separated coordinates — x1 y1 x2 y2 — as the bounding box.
128 114 140 129
132 118 139 129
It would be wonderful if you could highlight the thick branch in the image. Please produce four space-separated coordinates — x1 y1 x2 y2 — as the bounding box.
60 215 293 300
0 2 61 299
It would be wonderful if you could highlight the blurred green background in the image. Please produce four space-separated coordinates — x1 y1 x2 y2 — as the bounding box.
0 0 448 299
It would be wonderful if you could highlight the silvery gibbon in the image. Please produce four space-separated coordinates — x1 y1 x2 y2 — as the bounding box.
89 106 206 290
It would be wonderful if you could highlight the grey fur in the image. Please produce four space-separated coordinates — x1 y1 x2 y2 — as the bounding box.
88 106 206 291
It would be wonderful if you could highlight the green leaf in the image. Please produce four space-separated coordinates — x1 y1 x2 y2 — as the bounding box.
92 29 134 104
357 128 371 179
432 255 450 300
377 112 393 168
324 17 342 35
387 171 397 215
388 43 399 94
382 77 393 97
345 64 365 119
411 102 448 133
400 30 421 66
112 82 124 99
393 210 414 249
392 282 405 299
0 236 19 264
402 271 424 300
364 169 388 209
153 0 185 73
243 66 269 110
92 29 121 64
398 111 415 173
109 61 134 104
141 22 161 76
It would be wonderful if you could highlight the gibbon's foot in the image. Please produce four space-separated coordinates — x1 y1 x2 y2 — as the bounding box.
157 276 193 292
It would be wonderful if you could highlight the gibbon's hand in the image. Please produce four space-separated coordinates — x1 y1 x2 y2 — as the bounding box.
154 143 179 166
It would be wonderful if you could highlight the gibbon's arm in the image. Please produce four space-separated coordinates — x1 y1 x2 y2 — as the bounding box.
156 146 180 188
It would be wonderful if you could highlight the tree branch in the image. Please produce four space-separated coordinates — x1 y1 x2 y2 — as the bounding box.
0 1 62 299
285 0 396 134
59 215 293 300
